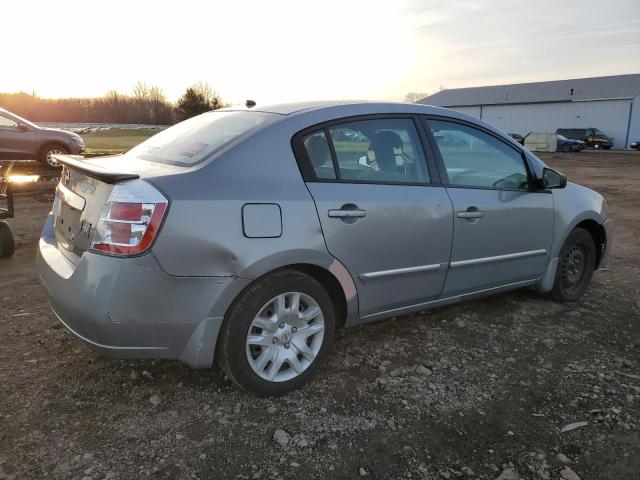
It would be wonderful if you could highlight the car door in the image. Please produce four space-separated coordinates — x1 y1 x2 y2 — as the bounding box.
423 117 554 297
0 113 36 158
293 116 453 318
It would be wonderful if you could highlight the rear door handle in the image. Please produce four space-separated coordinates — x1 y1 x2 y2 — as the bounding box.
457 210 484 219
328 209 367 218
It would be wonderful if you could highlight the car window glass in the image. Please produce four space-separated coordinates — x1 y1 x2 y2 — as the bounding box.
327 118 429 184
0 115 18 128
126 110 278 166
302 130 336 179
428 119 529 190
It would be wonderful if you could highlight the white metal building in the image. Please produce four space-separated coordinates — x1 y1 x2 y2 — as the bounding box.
418 74 640 149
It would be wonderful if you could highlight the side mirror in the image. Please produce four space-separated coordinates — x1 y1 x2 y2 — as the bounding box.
17 124 29 132
541 167 567 189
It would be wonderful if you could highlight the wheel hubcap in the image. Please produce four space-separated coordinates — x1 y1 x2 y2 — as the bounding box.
246 292 325 382
46 149 65 167
561 244 586 290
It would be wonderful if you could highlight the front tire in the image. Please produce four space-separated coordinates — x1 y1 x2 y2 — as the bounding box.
561 143 572 152
217 270 335 394
39 144 69 168
550 228 596 302
0 221 15 259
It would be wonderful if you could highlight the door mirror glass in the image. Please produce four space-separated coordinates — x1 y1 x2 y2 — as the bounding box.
542 167 567 189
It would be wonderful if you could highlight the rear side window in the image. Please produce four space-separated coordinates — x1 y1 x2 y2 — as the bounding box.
126 110 278 166
297 118 430 184
328 119 429 184
427 119 529 190
301 131 337 179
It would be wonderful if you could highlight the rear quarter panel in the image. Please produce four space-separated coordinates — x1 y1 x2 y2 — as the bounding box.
149 123 332 279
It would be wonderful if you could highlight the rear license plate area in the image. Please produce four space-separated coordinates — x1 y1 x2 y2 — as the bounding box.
53 197 84 252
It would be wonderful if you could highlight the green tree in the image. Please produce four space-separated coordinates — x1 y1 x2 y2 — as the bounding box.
176 82 223 121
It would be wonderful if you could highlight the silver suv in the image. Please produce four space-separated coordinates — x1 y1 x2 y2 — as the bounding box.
36 102 612 394
0 107 85 166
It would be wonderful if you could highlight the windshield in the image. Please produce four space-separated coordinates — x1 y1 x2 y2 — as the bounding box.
1 109 39 128
126 110 279 166
557 134 567 140
593 129 607 137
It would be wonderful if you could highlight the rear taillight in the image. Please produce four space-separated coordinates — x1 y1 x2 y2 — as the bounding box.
90 180 168 256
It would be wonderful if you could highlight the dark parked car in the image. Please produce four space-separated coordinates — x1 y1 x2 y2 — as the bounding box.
508 133 525 145
630 140 639 150
556 134 585 152
556 128 614 150
0 108 85 167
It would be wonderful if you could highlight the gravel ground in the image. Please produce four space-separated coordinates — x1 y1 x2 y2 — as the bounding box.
1 151 639 480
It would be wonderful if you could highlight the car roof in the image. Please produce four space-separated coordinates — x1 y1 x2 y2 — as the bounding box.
220 100 448 116
221 100 529 149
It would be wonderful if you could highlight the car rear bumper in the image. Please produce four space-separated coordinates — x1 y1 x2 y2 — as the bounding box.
36 213 250 368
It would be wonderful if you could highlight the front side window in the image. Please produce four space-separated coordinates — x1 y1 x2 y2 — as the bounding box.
126 110 279 166
427 119 529 190
326 118 430 184
0 115 18 129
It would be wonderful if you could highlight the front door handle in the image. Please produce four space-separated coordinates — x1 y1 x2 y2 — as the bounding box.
457 206 484 220
457 211 484 219
328 209 367 218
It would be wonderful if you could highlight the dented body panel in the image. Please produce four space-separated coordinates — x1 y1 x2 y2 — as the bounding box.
36 101 611 368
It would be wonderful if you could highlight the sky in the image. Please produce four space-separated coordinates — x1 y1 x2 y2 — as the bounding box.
2 0 639 105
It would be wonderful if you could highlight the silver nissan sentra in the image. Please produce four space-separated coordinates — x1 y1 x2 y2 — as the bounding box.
37 101 612 394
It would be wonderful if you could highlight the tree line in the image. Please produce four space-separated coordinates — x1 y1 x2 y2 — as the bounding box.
0 82 224 125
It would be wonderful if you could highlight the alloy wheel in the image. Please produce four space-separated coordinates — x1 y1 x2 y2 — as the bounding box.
561 244 587 293
246 292 325 382
45 148 65 167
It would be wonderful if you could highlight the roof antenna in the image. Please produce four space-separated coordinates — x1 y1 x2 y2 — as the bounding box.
245 99 256 108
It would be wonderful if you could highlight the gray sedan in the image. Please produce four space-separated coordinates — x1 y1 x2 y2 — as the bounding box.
36 101 612 394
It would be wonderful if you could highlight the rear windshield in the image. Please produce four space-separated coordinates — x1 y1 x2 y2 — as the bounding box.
126 110 279 166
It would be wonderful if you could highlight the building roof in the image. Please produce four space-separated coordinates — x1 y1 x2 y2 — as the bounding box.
418 74 640 107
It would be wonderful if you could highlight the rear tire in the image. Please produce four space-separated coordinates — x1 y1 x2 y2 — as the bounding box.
217 269 335 395
39 144 69 168
0 221 15 259
549 228 595 302
561 143 572 152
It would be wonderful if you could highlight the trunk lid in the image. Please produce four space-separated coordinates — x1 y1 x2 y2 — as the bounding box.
51 155 178 262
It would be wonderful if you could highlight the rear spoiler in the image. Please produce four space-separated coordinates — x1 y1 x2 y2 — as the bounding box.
53 155 139 184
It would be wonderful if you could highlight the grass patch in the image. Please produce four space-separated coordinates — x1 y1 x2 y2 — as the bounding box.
83 128 159 155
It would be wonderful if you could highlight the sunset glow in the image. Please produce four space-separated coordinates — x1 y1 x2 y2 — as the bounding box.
2 0 639 104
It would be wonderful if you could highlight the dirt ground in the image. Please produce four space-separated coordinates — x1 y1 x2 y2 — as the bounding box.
1 151 639 480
